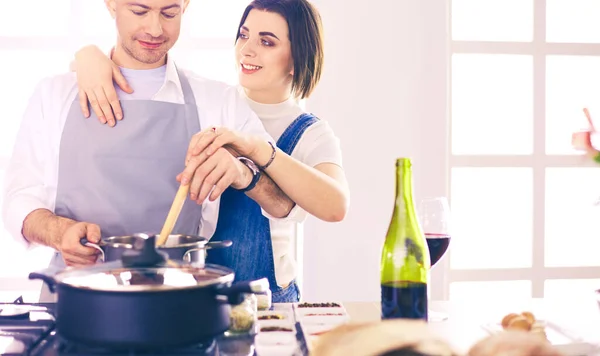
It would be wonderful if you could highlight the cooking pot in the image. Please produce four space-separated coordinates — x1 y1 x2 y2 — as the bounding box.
80 233 232 264
29 235 268 350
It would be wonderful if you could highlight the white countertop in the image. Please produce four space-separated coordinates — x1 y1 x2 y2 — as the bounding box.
341 298 600 355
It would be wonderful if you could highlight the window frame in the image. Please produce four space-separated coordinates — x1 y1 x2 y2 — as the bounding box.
447 0 600 299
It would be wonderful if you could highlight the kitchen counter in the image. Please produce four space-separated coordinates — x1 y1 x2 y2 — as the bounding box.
5 283 600 355
340 298 600 355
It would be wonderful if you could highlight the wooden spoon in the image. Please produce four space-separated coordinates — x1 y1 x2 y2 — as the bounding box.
156 184 190 246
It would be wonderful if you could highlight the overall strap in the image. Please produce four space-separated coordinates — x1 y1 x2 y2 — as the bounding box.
276 113 320 155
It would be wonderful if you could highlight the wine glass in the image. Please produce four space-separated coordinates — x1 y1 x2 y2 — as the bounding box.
419 197 452 322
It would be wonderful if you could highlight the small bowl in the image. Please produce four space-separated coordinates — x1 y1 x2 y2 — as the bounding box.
295 301 343 308
255 332 296 346
257 310 291 321
255 332 297 356
296 307 348 324
294 302 347 319
257 320 296 334
301 322 339 336
255 343 297 356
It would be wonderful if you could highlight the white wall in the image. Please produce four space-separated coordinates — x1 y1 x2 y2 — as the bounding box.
303 0 450 302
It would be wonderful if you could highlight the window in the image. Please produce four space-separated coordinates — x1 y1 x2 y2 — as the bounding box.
0 0 251 302
449 0 600 300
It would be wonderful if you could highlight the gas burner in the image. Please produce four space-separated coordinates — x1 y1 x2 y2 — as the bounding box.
0 306 31 319
0 304 55 328
0 324 54 355
0 299 55 320
33 333 219 355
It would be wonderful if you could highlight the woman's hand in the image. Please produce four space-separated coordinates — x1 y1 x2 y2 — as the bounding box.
75 45 133 126
177 147 253 204
184 127 271 166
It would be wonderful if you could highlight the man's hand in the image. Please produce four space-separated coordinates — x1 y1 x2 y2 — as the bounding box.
177 147 252 204
57 222 102 267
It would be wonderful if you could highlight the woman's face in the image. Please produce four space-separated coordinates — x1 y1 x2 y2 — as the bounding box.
235 9 294 100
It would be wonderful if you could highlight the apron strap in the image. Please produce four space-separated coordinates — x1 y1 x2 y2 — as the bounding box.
174 63 202 135
174 64 198 108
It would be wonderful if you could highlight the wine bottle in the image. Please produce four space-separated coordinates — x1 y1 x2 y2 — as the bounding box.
380 158 430 320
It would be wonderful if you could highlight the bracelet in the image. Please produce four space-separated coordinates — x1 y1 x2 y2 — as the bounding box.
259 141 277 170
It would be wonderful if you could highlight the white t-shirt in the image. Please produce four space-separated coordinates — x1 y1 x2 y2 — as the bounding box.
239 88 344 287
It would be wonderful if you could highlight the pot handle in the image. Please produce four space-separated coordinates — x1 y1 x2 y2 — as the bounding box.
182 248 203 263
29 268 61 294
217 278 270 305
205 240 233 249
80 238 105 262
184 240 233 262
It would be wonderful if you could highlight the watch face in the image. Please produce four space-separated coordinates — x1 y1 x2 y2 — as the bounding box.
239 157 259 175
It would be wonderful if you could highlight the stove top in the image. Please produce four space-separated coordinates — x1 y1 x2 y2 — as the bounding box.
0 297 308 356
29 332 220 355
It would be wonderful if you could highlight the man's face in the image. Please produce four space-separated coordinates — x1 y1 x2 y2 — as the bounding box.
106 0 189 67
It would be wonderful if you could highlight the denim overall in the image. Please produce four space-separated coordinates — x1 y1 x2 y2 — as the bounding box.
39 66 203 302
206 113 319 303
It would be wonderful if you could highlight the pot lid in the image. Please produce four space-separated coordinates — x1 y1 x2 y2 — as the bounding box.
55 263 234 292
52 235 234 292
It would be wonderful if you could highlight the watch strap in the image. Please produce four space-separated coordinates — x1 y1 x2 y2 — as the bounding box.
237 157 261 192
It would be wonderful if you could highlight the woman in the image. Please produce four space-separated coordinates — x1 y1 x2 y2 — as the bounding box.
72 0 349 303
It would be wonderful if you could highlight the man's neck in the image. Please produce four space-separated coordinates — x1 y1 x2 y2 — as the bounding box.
111 45 167 70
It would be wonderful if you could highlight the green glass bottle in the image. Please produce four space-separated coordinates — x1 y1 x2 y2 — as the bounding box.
380 158 430 320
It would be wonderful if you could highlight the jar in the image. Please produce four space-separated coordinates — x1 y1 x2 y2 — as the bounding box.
229 293 257 333
256 289 272 310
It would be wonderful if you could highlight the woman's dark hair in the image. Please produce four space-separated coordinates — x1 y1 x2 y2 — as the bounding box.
236 0 324 99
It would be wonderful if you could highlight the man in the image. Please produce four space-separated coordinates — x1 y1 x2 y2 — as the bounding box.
1 0 291 301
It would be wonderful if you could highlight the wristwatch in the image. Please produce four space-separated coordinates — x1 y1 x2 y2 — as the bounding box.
237 157 261 192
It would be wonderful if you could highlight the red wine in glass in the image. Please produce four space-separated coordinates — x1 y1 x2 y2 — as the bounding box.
425 233 451 266
419 197 451 322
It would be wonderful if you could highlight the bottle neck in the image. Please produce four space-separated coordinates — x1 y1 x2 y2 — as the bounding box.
395 161 415 209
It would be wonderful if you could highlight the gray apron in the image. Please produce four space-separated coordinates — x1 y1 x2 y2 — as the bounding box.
39 67 202 302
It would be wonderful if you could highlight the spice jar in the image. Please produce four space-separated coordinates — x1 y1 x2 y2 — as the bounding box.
229 293 257 333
